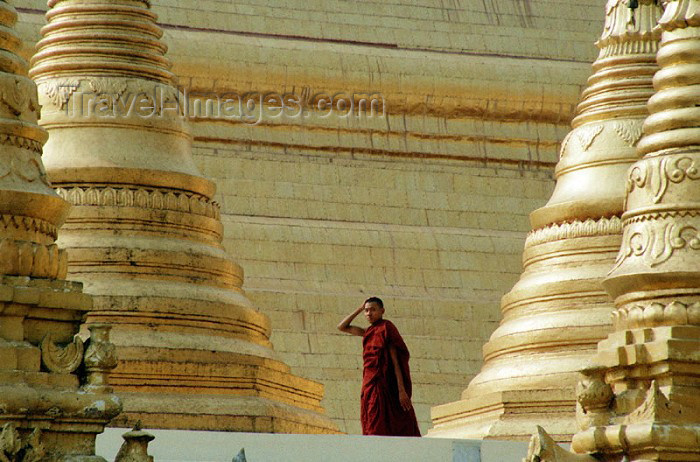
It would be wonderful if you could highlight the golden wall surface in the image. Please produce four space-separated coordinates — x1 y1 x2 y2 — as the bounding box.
16 0 603 434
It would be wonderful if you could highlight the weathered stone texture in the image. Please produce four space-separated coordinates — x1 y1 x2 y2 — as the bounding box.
17 0 602 433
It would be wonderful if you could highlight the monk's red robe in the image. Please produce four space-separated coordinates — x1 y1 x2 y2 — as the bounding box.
361 319 421 436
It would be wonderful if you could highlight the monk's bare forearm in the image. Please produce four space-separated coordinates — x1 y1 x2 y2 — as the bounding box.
337 305 365 335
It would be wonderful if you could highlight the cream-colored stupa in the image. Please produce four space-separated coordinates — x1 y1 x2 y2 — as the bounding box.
28 0 337 434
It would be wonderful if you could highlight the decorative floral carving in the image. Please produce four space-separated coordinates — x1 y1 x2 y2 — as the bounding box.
613 300 700 328
55 186 220 219
613 220 700 269
37 79 80 109
0 424 45 462
558 131 573 159
0 134 42 154
575 124 604 151
627 155 700 203
82 324 118 393
613 120 644 146
0 149 50 187
87 77 128 98
599 0 663 50
527 216 622 247
40 332 84 374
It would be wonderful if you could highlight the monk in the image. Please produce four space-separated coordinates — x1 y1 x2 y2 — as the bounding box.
337 297 421 436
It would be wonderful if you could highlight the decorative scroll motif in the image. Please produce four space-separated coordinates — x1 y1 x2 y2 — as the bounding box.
55 187 220 219
623 380 683 424
612 300 700 328
37 79 80 110
0 424 45 462
627 155 700 203
0 239 67 279
0 77 37 117
612 221 700 269
0 215 58 240
83 324 118 393
524 426 597 462
612 120 644 146
40 333 84 374
527 216 622 247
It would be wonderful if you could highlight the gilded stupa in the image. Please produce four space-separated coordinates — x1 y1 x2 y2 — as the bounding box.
0 0 120 459
431 0 663 441
527 0 700 460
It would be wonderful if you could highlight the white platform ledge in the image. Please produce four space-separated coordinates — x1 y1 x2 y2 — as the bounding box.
97 428 529 462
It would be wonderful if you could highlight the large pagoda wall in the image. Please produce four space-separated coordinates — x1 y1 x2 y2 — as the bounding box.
17 0 601 434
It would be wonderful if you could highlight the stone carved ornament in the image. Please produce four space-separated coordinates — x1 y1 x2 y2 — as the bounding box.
38 78 180 112
526 216 622 247
111 423 248 462
559 120 645 160
522 426 596 462
40 332 84 374
83 324 118 392
613 299 700 328
0 76 38 117
55 187 220 220
0 424 45 462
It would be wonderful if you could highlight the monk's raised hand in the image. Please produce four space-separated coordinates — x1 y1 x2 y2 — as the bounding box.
398 389 412 411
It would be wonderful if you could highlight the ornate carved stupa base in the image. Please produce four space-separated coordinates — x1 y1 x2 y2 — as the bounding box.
0 1 120 460
430 0 663 441
28 0 337 433
527 1 700 460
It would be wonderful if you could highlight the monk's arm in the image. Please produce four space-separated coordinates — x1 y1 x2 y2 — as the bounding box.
337 305 366 336
389 346 412 411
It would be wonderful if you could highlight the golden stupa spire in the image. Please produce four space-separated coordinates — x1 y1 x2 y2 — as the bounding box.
431 0 663 440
